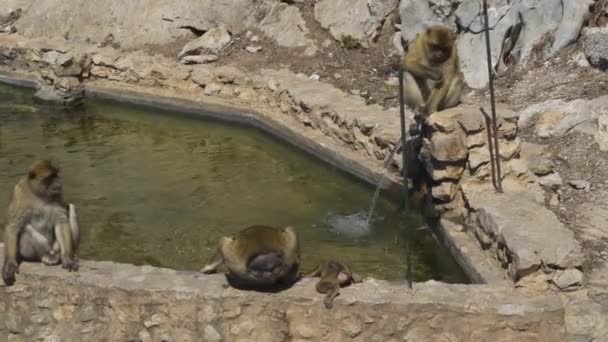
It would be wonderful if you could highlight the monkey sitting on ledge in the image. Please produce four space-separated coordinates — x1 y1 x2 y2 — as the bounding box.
402 25 464 120
2 160 80 286
201 225 301 289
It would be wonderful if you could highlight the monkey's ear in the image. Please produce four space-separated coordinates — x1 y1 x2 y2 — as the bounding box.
28 170 36 179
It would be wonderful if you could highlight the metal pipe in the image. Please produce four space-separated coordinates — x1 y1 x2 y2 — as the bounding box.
482 0 503 193
398 70 412 288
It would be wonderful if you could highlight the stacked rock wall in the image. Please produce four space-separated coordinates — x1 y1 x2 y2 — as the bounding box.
419 105 584 290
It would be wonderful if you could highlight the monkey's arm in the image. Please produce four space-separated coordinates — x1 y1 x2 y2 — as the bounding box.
55 215 78 271
201 251 223 274
424 62 456 114
402 57 442 81
2 213 27 286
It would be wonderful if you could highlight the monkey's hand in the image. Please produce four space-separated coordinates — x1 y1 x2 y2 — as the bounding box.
61 255 78 272
428 69 443 82
2 260 19 286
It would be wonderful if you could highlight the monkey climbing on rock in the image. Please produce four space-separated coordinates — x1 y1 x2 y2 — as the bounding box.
201 225 301 289
2 160 80 286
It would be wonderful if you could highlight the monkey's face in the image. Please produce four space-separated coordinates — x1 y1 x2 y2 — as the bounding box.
426 26 455 64
28 160 63 200
44 172 63 198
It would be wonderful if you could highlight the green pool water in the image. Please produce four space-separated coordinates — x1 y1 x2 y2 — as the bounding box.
0 83 467 283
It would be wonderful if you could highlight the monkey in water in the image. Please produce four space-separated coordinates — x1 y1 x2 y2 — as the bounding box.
402 25 464 118
2 160 80 286
307 260 362 309
201 225 300 289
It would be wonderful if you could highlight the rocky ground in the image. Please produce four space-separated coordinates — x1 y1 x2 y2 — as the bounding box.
170 2 608 337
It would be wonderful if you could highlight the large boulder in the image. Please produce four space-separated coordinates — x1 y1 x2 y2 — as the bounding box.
314 0 398 48
258 3 317 55
401 0 593 89
583 27 608 70
178 26 231 59
2 0 273 49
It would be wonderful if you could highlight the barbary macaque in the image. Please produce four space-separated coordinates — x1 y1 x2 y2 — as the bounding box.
307 260 362 309
201 225 300 288
2 160 80 286
402 25 464 118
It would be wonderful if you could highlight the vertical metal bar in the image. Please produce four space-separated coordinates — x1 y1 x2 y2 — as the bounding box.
482 0 503 193
481 108 497 190
398 70 412 289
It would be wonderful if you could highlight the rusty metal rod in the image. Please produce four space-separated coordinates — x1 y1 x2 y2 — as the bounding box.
398 70 412 289
482 0 503 193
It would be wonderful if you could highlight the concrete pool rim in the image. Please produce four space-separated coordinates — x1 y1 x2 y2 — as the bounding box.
0 70 504 285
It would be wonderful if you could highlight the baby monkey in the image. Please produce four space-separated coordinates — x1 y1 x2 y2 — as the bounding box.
307 260 362 309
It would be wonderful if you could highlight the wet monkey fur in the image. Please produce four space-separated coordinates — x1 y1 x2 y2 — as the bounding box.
2 160 80 286
402 25 464 117
201 225 301 288
307 260 362 309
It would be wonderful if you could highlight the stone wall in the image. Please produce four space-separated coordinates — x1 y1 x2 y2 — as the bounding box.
0 246 568 342
418 105 584 290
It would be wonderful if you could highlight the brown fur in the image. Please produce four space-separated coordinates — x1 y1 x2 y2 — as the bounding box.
2 160 79 286
402 25 464 117
201 225 300 288
307 260 362 309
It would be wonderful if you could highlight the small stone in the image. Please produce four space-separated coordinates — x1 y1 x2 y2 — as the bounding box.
569 180 591 191
180 55 218 64
342 319 362 338
137 329 152 342
204 325 223 342
530 158 555 176
309 74 320 81
428 132 468 162
267 79 279 92
41 51 61 65
549 194 559 206
245 46 262 53
322 39 332 47
222 305 242 319
191 67 214 86
334 73 341 79
292 323 315 338
144 313 167 328
178 26 231 58
79 305 98 322
250 35 260 42
509 159 529 177
516 273 549 295
245 30 253 38
535 111 564 138
538 172 563 190
204 82 223 96
552 268 583 290
573 52 590 67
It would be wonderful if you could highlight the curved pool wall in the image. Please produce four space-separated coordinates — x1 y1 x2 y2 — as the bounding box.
0 75 468 282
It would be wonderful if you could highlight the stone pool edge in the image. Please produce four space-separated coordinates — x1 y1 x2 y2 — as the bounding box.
0 70 503 285
0 243 567 340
